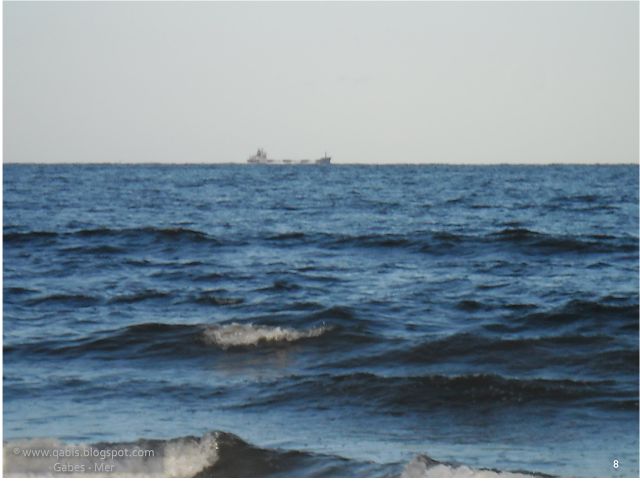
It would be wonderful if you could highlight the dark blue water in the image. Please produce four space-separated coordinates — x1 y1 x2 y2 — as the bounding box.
3 164 638 477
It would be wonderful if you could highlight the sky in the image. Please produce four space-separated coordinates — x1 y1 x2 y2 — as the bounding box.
3 1 638 164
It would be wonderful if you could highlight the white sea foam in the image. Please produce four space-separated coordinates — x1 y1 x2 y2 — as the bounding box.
160 433 219 478
401 455 531 478
3 433 220 477
201 322 328 348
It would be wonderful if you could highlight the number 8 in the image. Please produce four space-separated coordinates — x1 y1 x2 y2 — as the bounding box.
613 460 618 468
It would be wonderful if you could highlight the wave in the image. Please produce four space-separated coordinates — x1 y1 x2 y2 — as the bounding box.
318 297 638 376
2 431 396 477
401 454 540 478
490 228 638 254
3 431 551 478
4 227 218 247
4 321 334 360
4 432 222 478
25 293 102 307
479 297 639 334
2 323 200 361
549 193 610 204
512 299 639 331
5 226 637 257
248 372 635 411
354 331 632 369
3 231 59 245
59 245 126 255
74 227 214 244
4 287 41 295
267 232 306 240
258 280 301 291
15 288 249 309
456 299 490 311
263 228 637 255
193 293 244 306
201 323 330 349
109 290 173 304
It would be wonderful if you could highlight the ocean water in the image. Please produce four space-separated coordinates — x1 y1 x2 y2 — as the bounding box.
3 163 638 477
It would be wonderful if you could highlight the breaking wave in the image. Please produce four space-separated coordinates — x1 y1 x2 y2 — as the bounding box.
201 323 330 349
4 432 551 478
401 454 538 478
4 432 220 477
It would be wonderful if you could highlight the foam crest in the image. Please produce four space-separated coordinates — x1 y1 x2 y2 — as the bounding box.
3 433 220 477
401 455 531 478
202 323 328 348
161 432 219 477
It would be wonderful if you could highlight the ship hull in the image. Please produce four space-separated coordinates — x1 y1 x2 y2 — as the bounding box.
246 149 331 165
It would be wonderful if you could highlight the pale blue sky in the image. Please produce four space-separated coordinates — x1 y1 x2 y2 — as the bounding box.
4 1 638 164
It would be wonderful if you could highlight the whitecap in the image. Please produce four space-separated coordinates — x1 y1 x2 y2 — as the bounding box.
401 454 531 478
201 322 328 349
4 433 220 477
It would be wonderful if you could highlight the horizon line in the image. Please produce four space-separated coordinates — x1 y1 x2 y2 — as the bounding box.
3 162 638 166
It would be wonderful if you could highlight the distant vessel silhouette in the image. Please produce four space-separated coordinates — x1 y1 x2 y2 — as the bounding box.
247 149 331 165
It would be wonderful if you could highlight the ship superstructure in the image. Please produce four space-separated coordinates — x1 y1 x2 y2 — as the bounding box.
247 149 331 165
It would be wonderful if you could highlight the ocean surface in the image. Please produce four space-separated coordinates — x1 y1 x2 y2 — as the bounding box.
3 163 638 477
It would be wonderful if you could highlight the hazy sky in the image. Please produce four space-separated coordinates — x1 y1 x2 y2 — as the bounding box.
4 1 638 164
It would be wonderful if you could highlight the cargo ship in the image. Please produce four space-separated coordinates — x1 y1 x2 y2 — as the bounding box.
247 149 331 165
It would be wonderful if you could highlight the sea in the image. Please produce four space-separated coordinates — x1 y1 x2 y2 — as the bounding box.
3 163 638 477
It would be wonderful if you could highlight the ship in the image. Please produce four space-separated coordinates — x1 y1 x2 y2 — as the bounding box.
247 149 331 165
